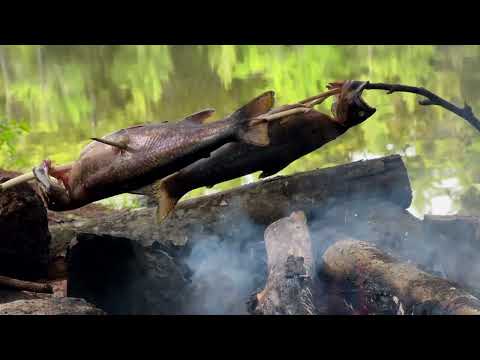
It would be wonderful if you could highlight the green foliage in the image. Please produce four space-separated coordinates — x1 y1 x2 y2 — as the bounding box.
0 118 29 159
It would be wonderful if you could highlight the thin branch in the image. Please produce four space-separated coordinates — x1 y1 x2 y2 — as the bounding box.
365 82 480 133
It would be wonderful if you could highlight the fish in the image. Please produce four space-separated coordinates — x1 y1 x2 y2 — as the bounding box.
33 91 276 221
133 80 377 221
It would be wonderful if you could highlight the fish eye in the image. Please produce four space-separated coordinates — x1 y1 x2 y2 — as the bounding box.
358 111 365 117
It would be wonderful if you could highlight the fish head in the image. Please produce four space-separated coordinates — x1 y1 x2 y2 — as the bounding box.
328 80 376 127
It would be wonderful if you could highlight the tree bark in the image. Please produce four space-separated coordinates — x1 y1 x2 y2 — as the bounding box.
249 211 316 315
322 239 480 315
50 154 412 252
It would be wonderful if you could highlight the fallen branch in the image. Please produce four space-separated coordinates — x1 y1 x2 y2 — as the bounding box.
248 211 316 315
365 82 480 133
322 239 480 315
0 275 53 294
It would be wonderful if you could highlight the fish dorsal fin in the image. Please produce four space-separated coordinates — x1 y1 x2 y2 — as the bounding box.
91 135 131 152
231 91 275 120
182 108 216 125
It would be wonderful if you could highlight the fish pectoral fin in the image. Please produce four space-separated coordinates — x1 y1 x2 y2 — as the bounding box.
90 137 131 151
238 120 270 146
150 177 181 223
182 108 216 125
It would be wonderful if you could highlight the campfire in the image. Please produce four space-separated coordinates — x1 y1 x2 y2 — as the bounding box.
2 154 480 315
1 79 480 315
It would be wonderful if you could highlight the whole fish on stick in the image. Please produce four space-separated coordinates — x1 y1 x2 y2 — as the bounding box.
0 91 316 222
133 80 376 221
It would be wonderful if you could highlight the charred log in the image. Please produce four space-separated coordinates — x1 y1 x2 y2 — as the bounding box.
321 239 480 315
249 211 316 315
67 233 190 314
0 169 50 280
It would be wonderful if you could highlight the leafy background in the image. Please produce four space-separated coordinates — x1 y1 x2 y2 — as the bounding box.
1 45 479 215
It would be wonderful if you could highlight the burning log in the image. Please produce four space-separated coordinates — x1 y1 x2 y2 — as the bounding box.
249 211 316 315
50 155 412 251
322 239 480 315
0 275 53 294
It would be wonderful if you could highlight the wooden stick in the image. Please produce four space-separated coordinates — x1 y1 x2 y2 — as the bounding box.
0 163 72 192
365 82 480 133
0 275 53 294
298 87 342 106
251 106 312 122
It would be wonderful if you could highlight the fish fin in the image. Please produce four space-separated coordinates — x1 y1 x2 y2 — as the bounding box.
182 108 216 125
150 176 182 223
238 120 270 146
230 91 275 120
231 91 275 147
90 137 130 151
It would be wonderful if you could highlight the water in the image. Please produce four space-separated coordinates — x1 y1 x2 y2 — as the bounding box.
1 45 479 216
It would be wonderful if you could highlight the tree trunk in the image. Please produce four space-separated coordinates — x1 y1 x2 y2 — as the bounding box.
321 239 480 315
249 211 316 315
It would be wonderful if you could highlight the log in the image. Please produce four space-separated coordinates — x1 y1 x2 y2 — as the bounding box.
50 155 412 251
0 275 53 294
67 233 190 314
0 169 51 280
322 239 480 315
248 211 316 315
0 297 105 315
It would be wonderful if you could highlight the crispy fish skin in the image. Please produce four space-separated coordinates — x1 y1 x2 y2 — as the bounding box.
34 91 275 213
145 81 377 221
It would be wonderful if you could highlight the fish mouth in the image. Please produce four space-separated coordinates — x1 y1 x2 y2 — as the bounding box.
328 80 377 125
348 80 376 114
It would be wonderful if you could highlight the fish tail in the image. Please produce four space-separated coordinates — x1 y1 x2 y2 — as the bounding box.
231 91 275 147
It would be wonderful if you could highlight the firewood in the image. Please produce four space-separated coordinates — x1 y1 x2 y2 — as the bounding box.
0 275 53 294
321 238 480 315
248 211 316 315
